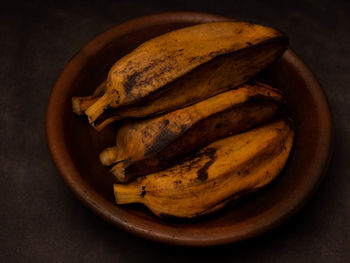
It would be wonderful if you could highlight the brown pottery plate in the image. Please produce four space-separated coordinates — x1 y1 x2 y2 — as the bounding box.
46 12 333 246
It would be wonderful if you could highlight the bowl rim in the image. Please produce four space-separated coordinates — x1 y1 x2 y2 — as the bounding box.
46 11 333 246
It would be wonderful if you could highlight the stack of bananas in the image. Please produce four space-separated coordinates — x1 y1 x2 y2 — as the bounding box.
72 21 294 219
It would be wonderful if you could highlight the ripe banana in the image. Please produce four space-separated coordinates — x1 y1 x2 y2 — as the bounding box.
84 22 288 130
113 118 294 219
100 81 284 183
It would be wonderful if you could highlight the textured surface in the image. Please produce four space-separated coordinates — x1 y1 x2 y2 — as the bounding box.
0 0 349 262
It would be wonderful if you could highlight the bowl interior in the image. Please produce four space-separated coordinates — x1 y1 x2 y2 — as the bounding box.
48 12 332 246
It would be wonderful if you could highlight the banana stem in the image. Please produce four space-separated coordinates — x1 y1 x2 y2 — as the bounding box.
72 80 107 115
85 93 113 125
72 96 100 115
94 116 121 131
114 183 143 204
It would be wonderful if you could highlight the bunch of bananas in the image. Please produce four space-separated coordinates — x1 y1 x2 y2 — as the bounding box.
72 21 294 219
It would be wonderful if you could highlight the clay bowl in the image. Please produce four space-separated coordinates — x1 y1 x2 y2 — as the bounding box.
46 12 333 246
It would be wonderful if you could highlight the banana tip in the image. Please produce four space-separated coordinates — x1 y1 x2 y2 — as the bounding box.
111 165 127 183
72 97 83 115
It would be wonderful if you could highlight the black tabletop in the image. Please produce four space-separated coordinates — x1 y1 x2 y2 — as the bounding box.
1 0 349 262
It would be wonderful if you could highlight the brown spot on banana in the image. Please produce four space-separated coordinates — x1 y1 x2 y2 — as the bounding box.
196 148 216 181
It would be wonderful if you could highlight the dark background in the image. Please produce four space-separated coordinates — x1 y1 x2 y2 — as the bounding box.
1 0 349 262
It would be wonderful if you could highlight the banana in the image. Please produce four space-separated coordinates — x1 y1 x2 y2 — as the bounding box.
84 22 288 130
101 81 284 183
72 80 106 115
113 118 294 219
